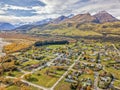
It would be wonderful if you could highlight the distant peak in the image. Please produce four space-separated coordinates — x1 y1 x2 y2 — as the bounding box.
94 10 118 23
67 14 74 18
57 15 67 20
98 11 108 14
50 15 68 24
59 15 66 18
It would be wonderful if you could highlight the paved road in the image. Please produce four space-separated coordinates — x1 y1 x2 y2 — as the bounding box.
50 55 82 90
21 79 50 90
19 54 64 89
31 54 63 73
6 44 120 90
18 44 120 90
20 54 63 78
21 72 32 78
18 68 29 74
94 72 99 90
6 54 73 90
6 76 50 90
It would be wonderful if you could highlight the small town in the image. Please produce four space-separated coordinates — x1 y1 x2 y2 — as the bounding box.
0 38 120 90
0 0 120 90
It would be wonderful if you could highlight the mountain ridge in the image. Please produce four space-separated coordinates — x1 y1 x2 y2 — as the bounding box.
0 22 15 30
25 11 120 37
1 11 119 31
93 11 119 23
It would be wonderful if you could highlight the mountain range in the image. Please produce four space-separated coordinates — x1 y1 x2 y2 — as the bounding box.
25 11 120 37
0 11 119 31
15 11 119 31
61 11 119 24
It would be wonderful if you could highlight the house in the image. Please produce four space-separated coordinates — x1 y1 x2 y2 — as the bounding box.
20 59 29 63
30 64 40 69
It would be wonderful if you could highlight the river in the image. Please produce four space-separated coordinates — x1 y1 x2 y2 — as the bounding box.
0 38 10 57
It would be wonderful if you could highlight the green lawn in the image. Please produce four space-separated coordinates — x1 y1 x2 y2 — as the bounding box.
54 79 71 90
6 85 40 90
25 67 65 88
51 28 102 37
22 60 40 67
6 85 19 90
113 80 120 88
3 70 23 77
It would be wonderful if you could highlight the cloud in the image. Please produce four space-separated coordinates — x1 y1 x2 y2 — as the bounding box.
117 17 120 19
0 0 46 7
0 10 6 14
6 9 37 17
0 14 59 25
1 4 31 10
0 0 119 24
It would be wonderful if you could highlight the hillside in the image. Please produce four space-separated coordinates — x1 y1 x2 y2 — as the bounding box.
14 24 35 31
0 22 15 30
50 16 68 24
62 13 99 24
16 11 120 38
94 11 119 23
28 21 120 37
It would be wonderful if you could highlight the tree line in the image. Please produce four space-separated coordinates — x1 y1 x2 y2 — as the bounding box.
34 40 69 46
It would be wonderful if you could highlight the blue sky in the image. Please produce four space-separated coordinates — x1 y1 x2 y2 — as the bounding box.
0 0 120 24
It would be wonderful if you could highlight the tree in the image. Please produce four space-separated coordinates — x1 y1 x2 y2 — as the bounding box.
24 74 32 80
0 86 5 90
13 78 21 86
46 69 49 75
20 85 30 90
87 86 91 90
96 53 101 63
70 82 79 90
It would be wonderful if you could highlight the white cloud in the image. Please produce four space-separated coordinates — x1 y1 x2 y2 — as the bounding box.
0 0 120 24
1 4 31 10
0 10 6 14
0 14 59 24
34 0 80 15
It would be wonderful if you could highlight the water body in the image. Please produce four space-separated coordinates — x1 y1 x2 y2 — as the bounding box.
0 38 10 57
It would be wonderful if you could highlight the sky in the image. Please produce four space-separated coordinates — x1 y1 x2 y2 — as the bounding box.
0 0 120 24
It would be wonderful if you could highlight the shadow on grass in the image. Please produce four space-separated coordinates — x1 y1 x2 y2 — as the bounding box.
48 74 60 78
27 77 38 82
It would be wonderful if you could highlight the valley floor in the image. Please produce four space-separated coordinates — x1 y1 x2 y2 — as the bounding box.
0 34 120 90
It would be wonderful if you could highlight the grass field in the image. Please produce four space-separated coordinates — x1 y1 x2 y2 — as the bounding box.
25 67 65 88
54 79 71 90
113 80 120 88
3 70 23 77
22 60 40 67
50 28 102 37
6 85 40 90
